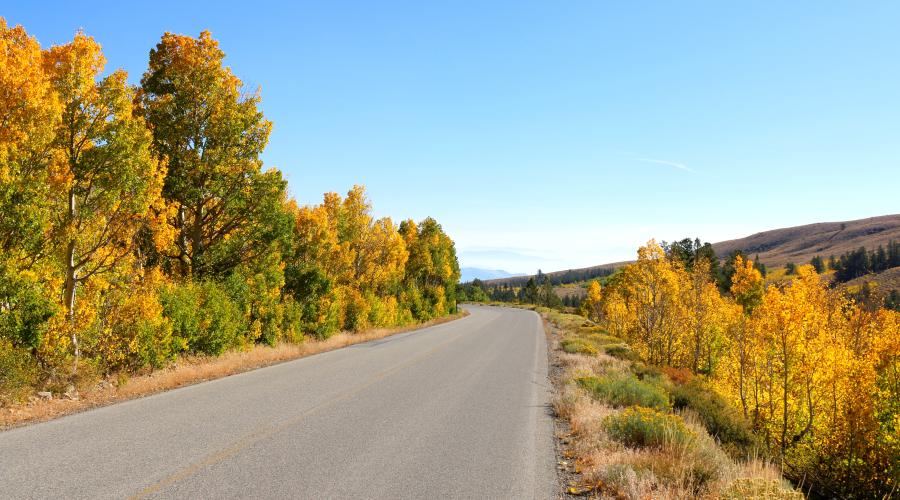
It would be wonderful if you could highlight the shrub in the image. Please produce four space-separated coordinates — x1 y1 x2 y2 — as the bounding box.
225 262 286 346
561 338 599 355
671 380 757 454
89 275 176 372
632 362 665 380
0 262 55 351
342 287 370 332
578 373 670 410
604 343 639 361
604 406 696 450
161 281 245 356
0 338 38 405
661 366 694 385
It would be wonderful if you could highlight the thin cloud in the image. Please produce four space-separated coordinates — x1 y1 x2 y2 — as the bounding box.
634 157 696 173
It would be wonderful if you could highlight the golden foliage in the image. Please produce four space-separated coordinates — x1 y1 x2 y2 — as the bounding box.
0 21 461 419
595 242 900 497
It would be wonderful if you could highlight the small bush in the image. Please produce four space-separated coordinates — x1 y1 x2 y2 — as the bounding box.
0 338 38 405
671 380 757 454
630 361 663 379
561 338 599 355
578 373 670 410
604 406 696 450
161 281 246 356
661 366 694 385
604 343 639 361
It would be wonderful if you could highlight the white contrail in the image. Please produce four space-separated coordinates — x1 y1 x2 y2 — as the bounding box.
634 157 696 173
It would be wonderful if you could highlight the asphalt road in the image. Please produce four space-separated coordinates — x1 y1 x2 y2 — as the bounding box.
0 305 555 499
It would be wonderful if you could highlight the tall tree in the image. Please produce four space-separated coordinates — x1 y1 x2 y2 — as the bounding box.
43 32 164 370
400 217 460 318
0 19 57 260
0 19 59 356
138 30 289 278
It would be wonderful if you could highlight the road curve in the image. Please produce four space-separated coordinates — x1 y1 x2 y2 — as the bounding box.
0 305 555 499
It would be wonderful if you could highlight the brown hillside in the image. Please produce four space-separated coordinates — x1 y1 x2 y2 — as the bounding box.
841 267 900 296
484 214 900 287
712 214 900 267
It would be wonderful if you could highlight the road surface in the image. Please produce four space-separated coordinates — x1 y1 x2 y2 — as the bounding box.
0 305 555 499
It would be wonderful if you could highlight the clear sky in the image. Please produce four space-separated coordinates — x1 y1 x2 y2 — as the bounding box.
7 1 899 274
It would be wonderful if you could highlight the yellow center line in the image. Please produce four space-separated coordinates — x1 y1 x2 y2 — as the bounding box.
130 327 472 499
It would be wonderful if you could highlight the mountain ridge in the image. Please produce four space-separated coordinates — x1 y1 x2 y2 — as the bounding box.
483 214 900 286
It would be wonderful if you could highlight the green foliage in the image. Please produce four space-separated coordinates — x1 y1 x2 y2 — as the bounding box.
603 406 696 450
400 217 460 320
578 373 670 410
604 343 639 361
224 259 285 346
0 262 54 350
810 255 826 273
663 237 720 279
458 279 489 302
0 24 462 407
160 282 245 355
670 379 757 454
284 265 336 338
0 337 38 404
139 30 293 279
831 242 900 283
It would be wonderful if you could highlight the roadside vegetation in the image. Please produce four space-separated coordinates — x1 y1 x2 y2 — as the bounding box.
469 239 899 498
0 20 460 409
542 307 800 499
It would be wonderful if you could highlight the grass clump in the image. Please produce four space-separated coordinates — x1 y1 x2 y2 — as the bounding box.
604 406 696 450
560 338 599 355
671 379 757 455
577 373 669 410
603 343 639 361
583 332 620 346
721 478 804 499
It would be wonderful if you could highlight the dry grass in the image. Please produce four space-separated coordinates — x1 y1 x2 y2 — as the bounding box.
546 309 801 499
0 311 468 431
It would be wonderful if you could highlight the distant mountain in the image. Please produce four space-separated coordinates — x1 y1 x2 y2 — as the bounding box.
459 268 525 283
483 214 900 286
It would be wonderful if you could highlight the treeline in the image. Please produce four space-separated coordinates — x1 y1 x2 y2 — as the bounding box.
824 240 900 282
477 265 617 288
459 270 579 308
462 238 768 309
0 21 459 402
582 241 899 498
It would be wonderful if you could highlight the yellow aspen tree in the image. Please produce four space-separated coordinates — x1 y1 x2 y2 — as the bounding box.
583 281 603 322
0 18 58 259
44 32 164 371
751 266 831 460
728 255 765 419
0 19 60 361
620 240 689 366
138 30 288 279
686 259 734 373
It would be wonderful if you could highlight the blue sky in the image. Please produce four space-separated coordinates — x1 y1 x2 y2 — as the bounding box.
7 1 899 273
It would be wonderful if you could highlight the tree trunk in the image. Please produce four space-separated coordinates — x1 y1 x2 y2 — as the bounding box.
177 206 191 276
65 188 79 375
